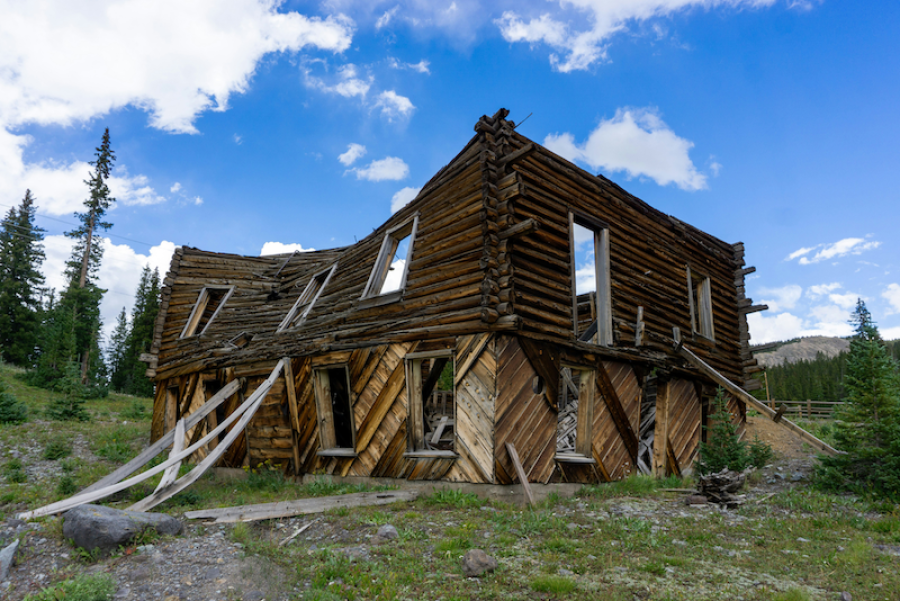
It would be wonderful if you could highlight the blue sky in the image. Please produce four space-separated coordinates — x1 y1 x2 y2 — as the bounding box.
1 0 898 344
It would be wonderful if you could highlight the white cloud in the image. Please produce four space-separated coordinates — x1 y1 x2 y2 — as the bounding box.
496 1 776 73
374 90 416 120
389 58 431 74
391 186 421 212
544 107 706 191
828 292 860 311
0 1 353 134
788 237 882 265
0 131 166 215
807 282 841 298
757 284 802 312
193 196 204 206
260 241 314 255
882 325 900 341
350 157 409 181
170 182 182 193
234 134 243 145
338 143 367 166
375 6 399 29
883 283 900 315
747 312 805 344
304 63 372 98
41 235 176 343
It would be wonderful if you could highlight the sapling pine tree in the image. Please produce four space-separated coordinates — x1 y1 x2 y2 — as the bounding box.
0 380 27 424
696 388 772 475
816 300 900 500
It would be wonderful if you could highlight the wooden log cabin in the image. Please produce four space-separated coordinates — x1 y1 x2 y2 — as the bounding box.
144 108 767 485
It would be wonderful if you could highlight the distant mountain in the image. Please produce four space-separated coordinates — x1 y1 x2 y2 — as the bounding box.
753 336 850 368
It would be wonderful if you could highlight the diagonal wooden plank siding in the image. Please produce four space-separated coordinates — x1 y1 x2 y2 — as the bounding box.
666 378 701 474
494 336 557 484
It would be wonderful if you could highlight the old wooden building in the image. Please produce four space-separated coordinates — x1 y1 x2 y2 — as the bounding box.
145 108 769 485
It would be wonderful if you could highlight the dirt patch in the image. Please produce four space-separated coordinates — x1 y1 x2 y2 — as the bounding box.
744 413 814 461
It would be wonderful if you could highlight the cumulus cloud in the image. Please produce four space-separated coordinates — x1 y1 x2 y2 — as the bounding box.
747 312 804 344
0 1 353 134
496 1 776 73
390 186 421 212
828 292 860 311
757 284 802 312
786 236 882 265
882 325 900 341
807 282 841 298
41 235 176 343
170 182 182 193
374 90 416 120
350 157 409 181
544 107 707 190
883 283 900 315
338 143 367 166
260 241 315 255
304 63 373 98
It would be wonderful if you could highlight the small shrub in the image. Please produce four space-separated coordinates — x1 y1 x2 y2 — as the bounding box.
57 475 78 496
772 589 811 601
23 573 115 601
43 439 73 460
530 575 575 594
121 400 148 420
747 434 774 468
696 388 772 475
4 458 26 483
0 381 27 424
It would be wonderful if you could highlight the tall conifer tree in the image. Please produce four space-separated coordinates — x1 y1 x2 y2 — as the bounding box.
0 190 46 365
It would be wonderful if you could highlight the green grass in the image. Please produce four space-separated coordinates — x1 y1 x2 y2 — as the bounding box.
23 573 115 601
531 574 576 594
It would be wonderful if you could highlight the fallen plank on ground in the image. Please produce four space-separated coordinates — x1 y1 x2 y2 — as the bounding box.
183 490 420 523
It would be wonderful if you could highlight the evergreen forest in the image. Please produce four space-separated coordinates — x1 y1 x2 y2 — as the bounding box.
0 130 159 401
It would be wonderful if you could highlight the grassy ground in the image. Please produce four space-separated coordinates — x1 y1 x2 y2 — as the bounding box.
2 363 899 600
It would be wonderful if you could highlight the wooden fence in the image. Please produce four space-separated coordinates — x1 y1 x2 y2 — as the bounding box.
763 399 843 419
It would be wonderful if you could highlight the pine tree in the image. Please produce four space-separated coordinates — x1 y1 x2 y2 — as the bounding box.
0 190 46 365
816 300 900 501
125 267 160 397
108 307 130 392
63 128 115 384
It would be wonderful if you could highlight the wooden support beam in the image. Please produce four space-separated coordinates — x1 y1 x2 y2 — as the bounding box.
155 419 185 492
739 304 768 315
652 380 670 478
505 442 536 508
595 363 639 462
81 378 242 495
634 306 645 347
674 343 839 456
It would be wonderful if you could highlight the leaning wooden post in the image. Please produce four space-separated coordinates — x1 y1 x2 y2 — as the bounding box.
505 442 536 508
652 379 670 478
807 399 812 420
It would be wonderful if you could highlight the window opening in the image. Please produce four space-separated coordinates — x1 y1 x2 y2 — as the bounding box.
405 353 455 454
180 286 234 338
313 366 355 453
687 266 715 341
556 366 596 459
362 216 418 299
569 214 611 346
278 264 336 332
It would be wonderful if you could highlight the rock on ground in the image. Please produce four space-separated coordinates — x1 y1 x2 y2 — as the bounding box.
0 539 19 580
63 504 183 554
462 548 497 577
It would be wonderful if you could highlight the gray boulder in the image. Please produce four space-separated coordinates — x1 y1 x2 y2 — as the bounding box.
63 504 182 554
372 524 399 545
462 548 497 578
0 539 18 580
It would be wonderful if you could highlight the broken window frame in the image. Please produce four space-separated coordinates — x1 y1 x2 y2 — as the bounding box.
555 365 597 463
686 265 715 342
360 214 419 304
569 212 612 346
403 350 457 458
179 286 235 339
312 365 357 457
277 263 337 332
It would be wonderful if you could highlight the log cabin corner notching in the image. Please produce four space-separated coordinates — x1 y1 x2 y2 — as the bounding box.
144 108 767 485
